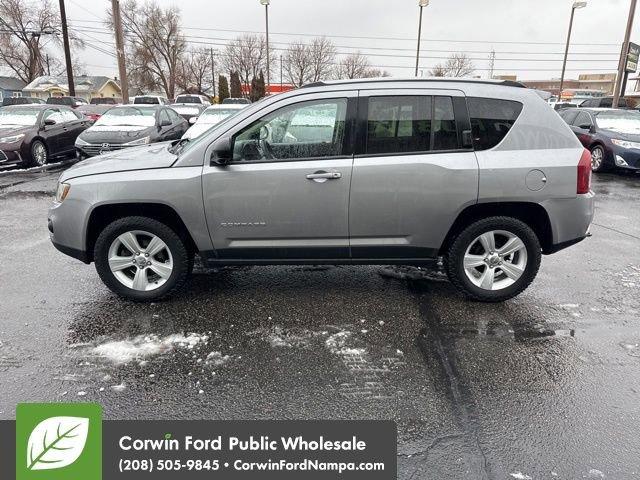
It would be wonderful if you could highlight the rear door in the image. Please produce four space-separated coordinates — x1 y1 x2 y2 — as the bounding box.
570 110 595 146
202 91 356 260
349 89 478 259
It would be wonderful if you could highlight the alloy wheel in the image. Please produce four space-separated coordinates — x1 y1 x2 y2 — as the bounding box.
463 230 528 291
107 230 173 291
591 147 603 171
32 142 47 166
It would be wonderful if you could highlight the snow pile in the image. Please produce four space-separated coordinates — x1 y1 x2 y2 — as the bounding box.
249 326 327 349
325 331 365 356
92 333 209 364
206 351 231 367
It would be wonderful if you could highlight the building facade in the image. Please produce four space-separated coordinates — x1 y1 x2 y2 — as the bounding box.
0 76 27 102
22 75 122 101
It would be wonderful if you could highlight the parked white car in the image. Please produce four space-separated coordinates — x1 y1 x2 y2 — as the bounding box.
182 104 247 140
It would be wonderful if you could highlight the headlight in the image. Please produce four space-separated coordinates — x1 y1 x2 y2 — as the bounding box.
55 182 70 203
124 136 151 146
0 133 25 144
611 138 640 149
75 137 89 146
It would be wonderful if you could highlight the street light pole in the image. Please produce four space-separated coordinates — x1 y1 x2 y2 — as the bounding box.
415 0 429 77
613 0 638 107
260 0 271 92
559 1 587 102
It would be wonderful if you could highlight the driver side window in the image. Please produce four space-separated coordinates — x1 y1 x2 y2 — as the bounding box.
232 98 348 162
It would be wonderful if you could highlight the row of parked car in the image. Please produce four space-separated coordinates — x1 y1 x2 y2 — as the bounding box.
558 106 640 172
0 95 249 168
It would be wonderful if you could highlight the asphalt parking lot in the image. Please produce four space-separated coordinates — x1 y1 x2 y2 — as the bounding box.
1 167 639 479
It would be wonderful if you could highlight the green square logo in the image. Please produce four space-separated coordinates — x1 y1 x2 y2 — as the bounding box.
16 403 102 480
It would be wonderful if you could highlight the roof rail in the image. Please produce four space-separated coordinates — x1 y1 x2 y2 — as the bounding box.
300 78 527 89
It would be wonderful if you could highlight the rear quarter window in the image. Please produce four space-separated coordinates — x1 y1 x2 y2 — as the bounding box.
467 97 523 151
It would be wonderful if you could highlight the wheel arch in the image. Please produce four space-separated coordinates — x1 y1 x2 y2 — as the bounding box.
86 202 198 262
439 202 554 256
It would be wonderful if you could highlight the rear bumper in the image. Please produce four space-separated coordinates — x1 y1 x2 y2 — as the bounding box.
542 192 595 254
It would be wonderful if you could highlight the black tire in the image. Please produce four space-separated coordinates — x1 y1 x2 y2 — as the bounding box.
94 216 190 301
590 145 610 173
29 140 48 167
444 217 542 302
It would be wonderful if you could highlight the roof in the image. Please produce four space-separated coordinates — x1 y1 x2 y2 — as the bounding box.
301 77 527 89
0 76 26 91
23 75 120 93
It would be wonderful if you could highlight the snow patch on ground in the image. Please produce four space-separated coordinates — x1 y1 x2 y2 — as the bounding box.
249 326 328 349
206 351 231 367
91 333 209 364
510 473 532 480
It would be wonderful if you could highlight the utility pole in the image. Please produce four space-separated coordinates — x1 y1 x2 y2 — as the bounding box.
280 55 283 89
260 0 271 91
111 0 129 103
210 48 216 99
58 0 75 96
488 49 496 80
559 2 587 103
613 0 638 107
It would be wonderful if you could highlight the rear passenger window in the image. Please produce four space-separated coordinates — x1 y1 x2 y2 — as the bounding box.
366 95 460 154
467 97 523 151
366 96 431 154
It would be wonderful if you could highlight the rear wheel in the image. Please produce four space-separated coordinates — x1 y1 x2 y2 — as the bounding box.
445 217 541 302
590 145 609 172
94 216 190 301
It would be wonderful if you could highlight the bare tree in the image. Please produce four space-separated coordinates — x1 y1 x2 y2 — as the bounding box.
429 53 475 78
282 37 336 88
177 47 213 94
222 34 271 94
111 0 186 99
0 0 77 83
333 51 387 80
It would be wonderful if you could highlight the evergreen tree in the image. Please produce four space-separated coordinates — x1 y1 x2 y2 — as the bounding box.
249 76 260 102
230 71 243 98
257 70 266 98
218 75 229 103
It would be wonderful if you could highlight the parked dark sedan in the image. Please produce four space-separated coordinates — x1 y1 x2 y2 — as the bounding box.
559 107 640 172
74 105 188 158
0 105 90 167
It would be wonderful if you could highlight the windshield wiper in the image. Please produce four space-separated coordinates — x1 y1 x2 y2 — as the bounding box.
169 137 190 155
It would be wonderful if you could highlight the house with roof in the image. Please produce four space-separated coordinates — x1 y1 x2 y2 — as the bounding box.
0 76 27 102
22 75 121 102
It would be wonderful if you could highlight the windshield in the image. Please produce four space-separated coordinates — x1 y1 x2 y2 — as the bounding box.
198 108 240 124
0 109 39 126
133 97 160 104
596 111 640 134
94 106 156 127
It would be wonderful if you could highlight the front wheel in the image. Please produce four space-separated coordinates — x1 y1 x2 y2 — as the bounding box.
444 217 542 302
29 140 48 167
590 145 609 173
94 216 190 301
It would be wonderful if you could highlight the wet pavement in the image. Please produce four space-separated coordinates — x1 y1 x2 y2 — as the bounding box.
1 168 639 479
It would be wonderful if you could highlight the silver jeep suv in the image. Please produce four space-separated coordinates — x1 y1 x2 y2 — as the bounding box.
48 78 594 302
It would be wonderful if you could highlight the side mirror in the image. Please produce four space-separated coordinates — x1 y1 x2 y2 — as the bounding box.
578 123 593 131
43 118 56 126
210 136 232 165
189 116 198 125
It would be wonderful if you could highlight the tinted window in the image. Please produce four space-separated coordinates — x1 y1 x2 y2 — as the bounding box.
233 99 347 162
561 109 579 125
134 97 159 104
175 95 202 104
433 97 458 150
573 112 592 128
600 98 613 108
159 109 171 125
366 96 432 154
467 97 523 151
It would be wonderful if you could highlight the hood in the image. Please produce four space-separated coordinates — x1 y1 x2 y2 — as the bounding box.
78 125 155 145
600 129 640 142
182 123 213 140
60 142 177 182
172 104 202 115
0 125 34 138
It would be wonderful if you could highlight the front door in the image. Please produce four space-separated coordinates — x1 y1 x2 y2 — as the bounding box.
349 90 479 259
202 93 356 260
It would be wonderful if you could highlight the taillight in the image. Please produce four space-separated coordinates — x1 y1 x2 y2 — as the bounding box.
577 148 591 194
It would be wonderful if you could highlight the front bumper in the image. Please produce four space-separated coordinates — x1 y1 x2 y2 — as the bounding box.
76 143 141 158
0 146 24 167
610 145 640 170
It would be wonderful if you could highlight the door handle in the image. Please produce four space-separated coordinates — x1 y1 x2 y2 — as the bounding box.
306 171 341 180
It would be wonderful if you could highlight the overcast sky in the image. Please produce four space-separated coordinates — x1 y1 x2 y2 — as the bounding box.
44 0 640 82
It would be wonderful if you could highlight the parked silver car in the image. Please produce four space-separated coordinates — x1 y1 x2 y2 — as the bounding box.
48 78 594 302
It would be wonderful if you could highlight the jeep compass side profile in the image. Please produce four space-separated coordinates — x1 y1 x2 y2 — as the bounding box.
48 78 594 302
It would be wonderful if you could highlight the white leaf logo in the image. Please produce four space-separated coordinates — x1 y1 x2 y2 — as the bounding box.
26 416 90 471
